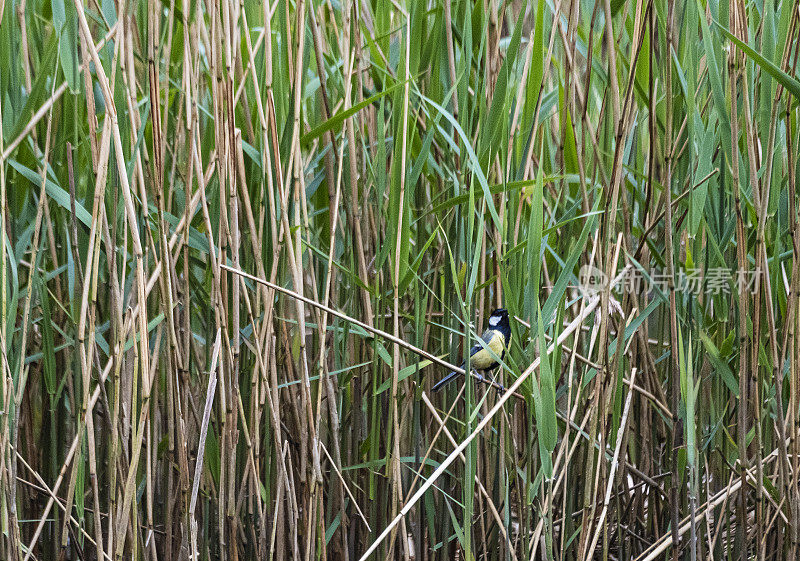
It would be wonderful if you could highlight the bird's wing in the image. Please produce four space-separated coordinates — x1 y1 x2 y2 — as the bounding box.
468 329 497 354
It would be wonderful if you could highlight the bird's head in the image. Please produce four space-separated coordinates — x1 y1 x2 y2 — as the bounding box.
488 308 509 328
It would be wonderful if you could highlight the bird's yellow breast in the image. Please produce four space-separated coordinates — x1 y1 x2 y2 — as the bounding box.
470 331 505 370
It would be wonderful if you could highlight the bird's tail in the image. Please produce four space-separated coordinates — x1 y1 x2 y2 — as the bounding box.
432 368 462 392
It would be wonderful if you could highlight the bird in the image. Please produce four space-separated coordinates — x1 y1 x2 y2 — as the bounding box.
433 308 511 392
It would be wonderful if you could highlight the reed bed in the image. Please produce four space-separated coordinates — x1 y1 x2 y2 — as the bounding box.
1 0 799 559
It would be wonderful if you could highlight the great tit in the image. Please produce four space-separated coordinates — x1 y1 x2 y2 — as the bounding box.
433 308 511 391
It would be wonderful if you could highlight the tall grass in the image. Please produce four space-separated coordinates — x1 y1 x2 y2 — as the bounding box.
1 0 799 559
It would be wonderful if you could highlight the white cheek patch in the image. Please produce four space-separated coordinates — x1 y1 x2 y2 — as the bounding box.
489 315 500 326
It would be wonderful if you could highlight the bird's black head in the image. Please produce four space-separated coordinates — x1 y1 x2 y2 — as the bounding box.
488 308 510 330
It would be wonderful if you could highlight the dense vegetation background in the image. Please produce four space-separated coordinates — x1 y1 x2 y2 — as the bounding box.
1 0 800 559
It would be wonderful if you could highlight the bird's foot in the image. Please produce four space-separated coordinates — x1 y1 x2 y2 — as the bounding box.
471 371 506 394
